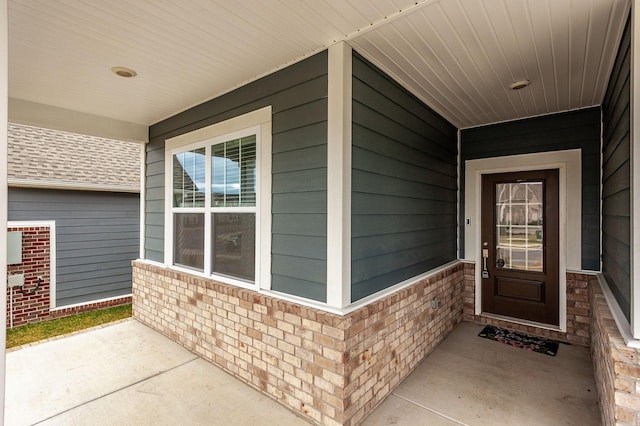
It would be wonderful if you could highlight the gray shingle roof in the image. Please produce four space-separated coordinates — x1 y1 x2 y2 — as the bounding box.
8 123 141 192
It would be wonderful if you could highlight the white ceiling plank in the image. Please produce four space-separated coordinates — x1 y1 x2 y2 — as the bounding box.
381 19 487 124
422 2 504 123
7 0 632 128
548 0 573 111
522 1 555 113
568 0 593 108
448 1 518 119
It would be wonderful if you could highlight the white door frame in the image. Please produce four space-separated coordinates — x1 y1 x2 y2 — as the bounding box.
464 149 582 332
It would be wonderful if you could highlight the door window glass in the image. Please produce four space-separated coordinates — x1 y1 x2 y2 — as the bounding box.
496 181 543 271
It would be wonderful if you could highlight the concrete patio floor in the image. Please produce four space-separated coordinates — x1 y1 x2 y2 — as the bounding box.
5 319 600 425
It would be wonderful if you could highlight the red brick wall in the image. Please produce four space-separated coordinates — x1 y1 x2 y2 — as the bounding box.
6 226 51 327
6 225 131 328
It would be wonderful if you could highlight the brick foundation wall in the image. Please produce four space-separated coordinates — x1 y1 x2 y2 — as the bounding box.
462 262 591 346
132 261 465 425
7 226 51 327
591 278 640 425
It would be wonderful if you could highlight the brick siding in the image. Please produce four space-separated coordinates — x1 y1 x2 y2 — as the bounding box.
132 260 465 425
6 225 131 327
6 226 51 327
591 278 640 425
462 262 591 346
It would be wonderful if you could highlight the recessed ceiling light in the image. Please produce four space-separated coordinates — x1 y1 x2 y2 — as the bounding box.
510 80 530 90
111 66 137 78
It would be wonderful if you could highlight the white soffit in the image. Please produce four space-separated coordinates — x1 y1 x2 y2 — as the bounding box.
350 0 630 128
8 0 424 126
8 0 631 128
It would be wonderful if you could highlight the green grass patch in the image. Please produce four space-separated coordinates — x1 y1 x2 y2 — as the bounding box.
7 304 132 349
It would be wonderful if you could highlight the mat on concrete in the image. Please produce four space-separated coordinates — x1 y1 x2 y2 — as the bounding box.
478 325 559 356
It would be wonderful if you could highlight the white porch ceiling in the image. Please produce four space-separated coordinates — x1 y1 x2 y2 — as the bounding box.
8 0 631 129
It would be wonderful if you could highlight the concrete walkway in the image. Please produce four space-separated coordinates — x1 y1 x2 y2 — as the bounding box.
362 322 600 425
6 319 600 425
6 319 304 426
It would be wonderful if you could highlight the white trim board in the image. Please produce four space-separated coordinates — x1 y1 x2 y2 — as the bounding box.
464 150 582 332
7 221 57 309
50 293 132 312
8 178 139 193
138 258 462 317
8 98 148 144
598 273 640 349
326 41 352 309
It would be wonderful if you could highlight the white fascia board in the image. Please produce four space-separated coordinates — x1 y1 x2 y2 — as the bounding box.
326 42 352 309
8 178 140 193
8 98 148 144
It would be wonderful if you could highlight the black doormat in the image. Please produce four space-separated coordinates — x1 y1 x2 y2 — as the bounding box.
478 325 559 356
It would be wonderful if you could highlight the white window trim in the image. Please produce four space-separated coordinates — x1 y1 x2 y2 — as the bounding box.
139 143 146 259
164 106 272 291
7 220 57 309
464 149 582 333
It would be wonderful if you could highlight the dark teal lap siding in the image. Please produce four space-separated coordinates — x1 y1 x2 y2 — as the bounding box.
146 52 328 302
351 53 458 302
8 188 139 306
460 107 602 271
602 14 631 320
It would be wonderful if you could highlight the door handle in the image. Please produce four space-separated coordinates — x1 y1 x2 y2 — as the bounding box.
482 246 490 279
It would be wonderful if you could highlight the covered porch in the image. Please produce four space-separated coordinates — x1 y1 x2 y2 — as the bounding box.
5 319 598 425
2 0 640 425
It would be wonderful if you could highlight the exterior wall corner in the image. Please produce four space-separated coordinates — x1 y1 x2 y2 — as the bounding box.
132 260 465 425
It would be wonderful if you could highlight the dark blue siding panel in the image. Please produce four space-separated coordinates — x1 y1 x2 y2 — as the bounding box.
145 142 165 263
460 107 602 271
8 188 139 307
351 53 458 302
602 14 632 320
146 52 328 302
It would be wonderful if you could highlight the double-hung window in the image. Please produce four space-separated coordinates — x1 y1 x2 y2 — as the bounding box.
167 108 271 287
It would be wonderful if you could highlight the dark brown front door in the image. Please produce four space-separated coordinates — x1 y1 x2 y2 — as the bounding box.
481 170 559 326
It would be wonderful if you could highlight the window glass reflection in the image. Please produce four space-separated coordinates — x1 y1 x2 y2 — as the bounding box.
212 213 255 281
174 213 204 270
495 181 544 272
173 148 206 207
